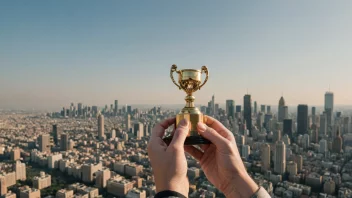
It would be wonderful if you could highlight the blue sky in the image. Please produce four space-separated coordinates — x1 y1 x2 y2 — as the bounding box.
1 1 351 110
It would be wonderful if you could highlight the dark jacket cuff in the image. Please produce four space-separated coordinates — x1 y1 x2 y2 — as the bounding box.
155 190 187 198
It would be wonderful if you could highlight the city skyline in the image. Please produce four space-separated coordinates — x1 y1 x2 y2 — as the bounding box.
1 1 352 109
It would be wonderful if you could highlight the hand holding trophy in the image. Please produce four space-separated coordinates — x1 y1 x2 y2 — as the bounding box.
163 64 211 145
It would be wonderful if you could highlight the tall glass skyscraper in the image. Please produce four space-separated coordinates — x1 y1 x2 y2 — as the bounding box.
243 94 252 136
324 92 334 128
297 104 308 135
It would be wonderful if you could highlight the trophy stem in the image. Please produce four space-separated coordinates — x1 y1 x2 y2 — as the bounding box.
185 95 195 108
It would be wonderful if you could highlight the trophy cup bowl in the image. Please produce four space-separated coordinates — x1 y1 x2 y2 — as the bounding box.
163 64 211 145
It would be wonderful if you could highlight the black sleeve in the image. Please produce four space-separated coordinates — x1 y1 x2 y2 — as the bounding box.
155 190 187 198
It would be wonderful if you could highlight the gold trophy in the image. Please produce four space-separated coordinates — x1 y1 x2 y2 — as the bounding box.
163 64 211 145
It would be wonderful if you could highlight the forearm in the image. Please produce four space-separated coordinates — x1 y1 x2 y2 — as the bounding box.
223 173 261 198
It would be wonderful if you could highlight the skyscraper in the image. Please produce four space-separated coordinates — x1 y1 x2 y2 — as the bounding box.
126 114 131 132
60 133 69 151
98 113 105 140
260 105 266 113
226 100 235 119
133 122 144 140
236 105 241 113
283 119 293 138
52 124 59 146
243 94 252 136
266 106 271 114
254 101 257 114
211 95 215 116
274 141 286 175
278 96 286 122
38 134 51 153
261 143 270 172
127 106 132 114
297 104 309 135
78 103 83 117
114 100 118 116
332 129 342 153
325 92 334 128
312 106 316 124
320 113 327 137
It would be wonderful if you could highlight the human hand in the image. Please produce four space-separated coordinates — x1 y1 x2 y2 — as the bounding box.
148 118 190 197
184 116 258 198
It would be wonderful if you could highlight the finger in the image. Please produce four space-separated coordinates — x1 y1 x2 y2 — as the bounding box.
200 144 210 152
204 115 234 140
197 122 229 148
168 119 189 149
170 127 176 137
151 117 176 139
184 146 203 161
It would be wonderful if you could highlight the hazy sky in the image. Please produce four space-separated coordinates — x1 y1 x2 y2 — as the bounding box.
1 1 352 110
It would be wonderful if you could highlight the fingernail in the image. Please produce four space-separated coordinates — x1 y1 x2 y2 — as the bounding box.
178 119 188 127
197 122 206 132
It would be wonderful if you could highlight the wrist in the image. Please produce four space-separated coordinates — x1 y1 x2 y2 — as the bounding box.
224 172 258 198
156 177 189 197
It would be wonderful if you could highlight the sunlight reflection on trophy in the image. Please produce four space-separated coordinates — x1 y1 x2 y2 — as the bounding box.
163 64 211 145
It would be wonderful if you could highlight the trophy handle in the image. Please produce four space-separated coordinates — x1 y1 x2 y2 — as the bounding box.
170 64 182 90
199 66 209 90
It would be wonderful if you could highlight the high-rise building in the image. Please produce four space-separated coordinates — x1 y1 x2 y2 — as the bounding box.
254 101 257 114
78 103 83 116
38 134 51 153
211 95 215 116
114 100 118 116
303 134 310 149
52 124 59 146
325 91 334 128
311 124 319 143
294 155 303 172
241 145 250 159
126 114 131 132
20 187 41 198
236 105 241 113
214 103 219 116
283 119 293 139
10 148 20 161
320 113 327 137
127 105 132 114
274 141 286 175
98 113 105 140
0 177 6 196
312 106 316 124
95 169 111 189
243 94 252 136
257 112 264 131
266 106 271 114
287 161 297 176
133 123 144 140
278 96 286 122
297 104 308 135
33 172 51 190
60 133 69 151
260 105 266 113
261 143 270 172
332 129 342 153
319 139 328 153
14 161 26 181
226 100 235 119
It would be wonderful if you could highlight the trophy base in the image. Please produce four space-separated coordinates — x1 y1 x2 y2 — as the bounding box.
163 135 211 145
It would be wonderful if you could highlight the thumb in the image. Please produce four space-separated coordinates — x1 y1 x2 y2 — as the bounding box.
168 119 189 149
197 122 229 149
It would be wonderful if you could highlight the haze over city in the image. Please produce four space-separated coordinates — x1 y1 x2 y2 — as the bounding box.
1 1 352 110
1 1 352 198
